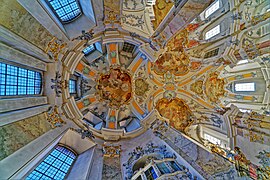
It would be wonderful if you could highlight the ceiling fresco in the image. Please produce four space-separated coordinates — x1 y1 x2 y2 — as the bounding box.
2 0 270 179
71 36 227 136
151 0 174 30
97 68 132 108
156 97 193 132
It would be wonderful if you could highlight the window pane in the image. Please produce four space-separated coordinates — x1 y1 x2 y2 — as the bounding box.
0 85 5 95
144 167 157 180
0 62 42 96
0 73 6 84
205 25 220 40
204 133 221 145
205 0 220 18
237 59 249 65
6 65 18 75
48 0 81 22
156 162 171 174
18 68 27 77
27 145 77 180
235 82 255 92
122 42 135 53
239 109 251 113
69 79 76 94
82 44 95 55
6 75 17 85
0 63 6 73
167 161 182 172
18 86 27 95
6 85 17 95
18 77 27 86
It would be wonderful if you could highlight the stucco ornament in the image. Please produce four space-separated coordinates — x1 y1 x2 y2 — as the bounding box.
134 78 149 96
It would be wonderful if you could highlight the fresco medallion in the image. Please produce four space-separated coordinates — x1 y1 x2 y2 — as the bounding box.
97 68 132 108
156 98 193 132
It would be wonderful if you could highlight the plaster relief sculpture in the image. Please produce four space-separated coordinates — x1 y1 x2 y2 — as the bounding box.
45 106 66 129
72 29 94 47
45 37 67 61
134 78 149 97
190 80 204 96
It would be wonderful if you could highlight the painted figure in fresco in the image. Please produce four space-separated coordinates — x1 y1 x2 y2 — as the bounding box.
152 28 191 76
97 68 132 108
134 78 149 97
190 80 203 95
156 98 193 132
204 72 225 103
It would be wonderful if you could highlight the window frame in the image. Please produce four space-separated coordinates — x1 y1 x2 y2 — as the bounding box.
204 133 221 145
234 82 255 92
156 162 171 174
205 25 221 40
237 59 249 65
69 79 77 94
144 166 158 180
46 0 82 24
0 62 42 96
82 44 96 56
122 42 136 53
204 48 219 58
26 144 77 180
205 0 220 18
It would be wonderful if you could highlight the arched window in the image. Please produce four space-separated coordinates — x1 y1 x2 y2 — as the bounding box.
235 82 255 92
69 79 76 94
47 0 82 23
145 166 158 179
26 145 77 180
205 25 220 40
204 133 221 145
205 0 220 18
237 59 249 65
82 44 96 56
0 62 42 96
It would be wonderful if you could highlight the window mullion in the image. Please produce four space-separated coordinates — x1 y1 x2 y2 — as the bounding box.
4 64 7 95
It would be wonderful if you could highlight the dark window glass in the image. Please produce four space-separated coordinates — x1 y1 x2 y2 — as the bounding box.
204 48 219 58
122 42 135 53
167 161 182 172
47 0 81 23
0 62 42 96
156 162 171 174
26 145 77 180
144 167 158 180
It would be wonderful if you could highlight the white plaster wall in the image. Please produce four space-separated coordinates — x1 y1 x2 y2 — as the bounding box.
0 96 48 113
0 104 50 126
0 25 49 62
236 136 270 166
0 42 47 71
67 147 96 180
